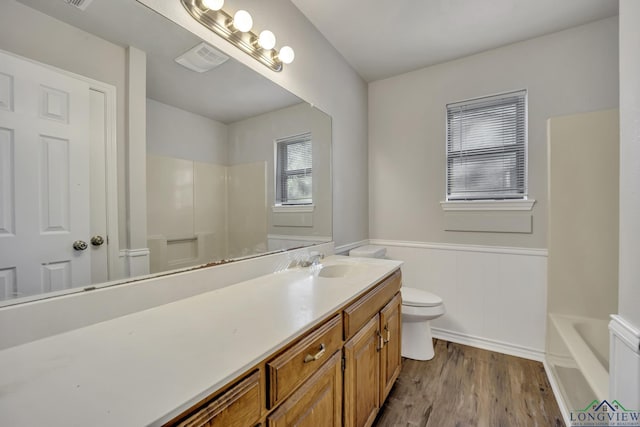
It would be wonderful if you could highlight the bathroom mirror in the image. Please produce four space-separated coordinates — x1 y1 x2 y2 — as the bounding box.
0 0 332 305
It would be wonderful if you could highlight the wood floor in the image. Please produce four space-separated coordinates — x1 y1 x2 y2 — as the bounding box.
374 340 565 427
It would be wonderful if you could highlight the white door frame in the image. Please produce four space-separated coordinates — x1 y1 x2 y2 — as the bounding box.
0 49 120 282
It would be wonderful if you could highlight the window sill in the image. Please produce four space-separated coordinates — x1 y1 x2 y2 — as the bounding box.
440 199 536 211
272 204 315 213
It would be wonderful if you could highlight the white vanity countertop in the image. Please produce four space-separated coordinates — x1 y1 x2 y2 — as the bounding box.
0 255 402 426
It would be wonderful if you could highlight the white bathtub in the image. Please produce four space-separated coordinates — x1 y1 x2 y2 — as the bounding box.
548 314 609 403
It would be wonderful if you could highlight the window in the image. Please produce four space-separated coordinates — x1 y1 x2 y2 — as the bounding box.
446 90 527 201
275 132 312 205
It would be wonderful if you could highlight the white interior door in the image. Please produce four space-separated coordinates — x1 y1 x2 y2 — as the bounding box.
0 51 93 299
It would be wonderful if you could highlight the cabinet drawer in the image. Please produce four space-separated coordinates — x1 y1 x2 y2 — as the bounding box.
267 314 343 408
343 269 401 340
267 351 342 427
174 371 261 427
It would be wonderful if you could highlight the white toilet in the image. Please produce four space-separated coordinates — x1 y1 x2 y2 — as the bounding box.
349 245 446 361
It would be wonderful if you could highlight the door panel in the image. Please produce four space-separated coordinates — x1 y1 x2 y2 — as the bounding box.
0 267 16 300
0 51 92 299
41 261 71 293
40 135 70 232
0 126 14 236
0 72 13 111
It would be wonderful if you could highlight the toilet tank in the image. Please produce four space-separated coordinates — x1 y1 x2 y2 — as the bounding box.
349 245 386 259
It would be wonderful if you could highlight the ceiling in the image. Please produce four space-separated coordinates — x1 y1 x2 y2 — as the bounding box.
16 0 301 123
291 0 619 82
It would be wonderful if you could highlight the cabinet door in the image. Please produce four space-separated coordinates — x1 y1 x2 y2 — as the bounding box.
379 293 402 402
343 315 380 427
268 351 342 427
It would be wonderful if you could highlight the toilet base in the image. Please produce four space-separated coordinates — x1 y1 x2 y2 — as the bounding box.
401 319 435 361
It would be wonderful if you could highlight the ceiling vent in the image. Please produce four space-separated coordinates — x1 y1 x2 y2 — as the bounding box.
175 42 229 73
63 0 95 11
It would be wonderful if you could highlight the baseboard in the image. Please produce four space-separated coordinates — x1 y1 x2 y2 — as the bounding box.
334 239 369 255
543 360 573 426
431 327 545 361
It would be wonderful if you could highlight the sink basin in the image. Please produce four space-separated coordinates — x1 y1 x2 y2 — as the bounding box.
318 264 356 278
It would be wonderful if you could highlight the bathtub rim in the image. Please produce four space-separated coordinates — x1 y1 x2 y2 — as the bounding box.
549 313 609 401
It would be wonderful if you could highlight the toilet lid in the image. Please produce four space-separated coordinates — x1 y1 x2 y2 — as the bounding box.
401 287 442 307
349 245 386 258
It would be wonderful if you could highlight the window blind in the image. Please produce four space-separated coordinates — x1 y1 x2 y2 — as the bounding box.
275 132 312 204
446 90 527 201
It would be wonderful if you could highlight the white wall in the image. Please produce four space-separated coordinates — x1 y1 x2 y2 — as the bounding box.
610 0 640 410
368 18 619 357
227 162 268 258
146 98 228 164
227 103 332 240
547 109 619 320
137 0 369 249
618 0 640 334
369 17 618 249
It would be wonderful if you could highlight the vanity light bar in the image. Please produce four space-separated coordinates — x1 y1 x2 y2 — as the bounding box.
180 0 294 72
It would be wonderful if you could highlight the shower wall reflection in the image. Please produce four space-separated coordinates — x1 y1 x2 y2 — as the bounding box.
146 99 331 273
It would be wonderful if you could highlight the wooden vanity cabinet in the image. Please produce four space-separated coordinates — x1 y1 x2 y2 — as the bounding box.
165 269 402 427
343 273 402 427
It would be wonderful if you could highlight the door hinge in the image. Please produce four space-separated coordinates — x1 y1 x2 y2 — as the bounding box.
341 357 346 371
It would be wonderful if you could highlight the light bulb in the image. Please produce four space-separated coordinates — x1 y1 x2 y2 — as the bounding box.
258 30 276 50
202 0 224 11
278 46 295 64
233 10 253 32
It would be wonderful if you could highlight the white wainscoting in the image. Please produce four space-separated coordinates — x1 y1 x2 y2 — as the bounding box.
609 315 640 408
370 239 548 360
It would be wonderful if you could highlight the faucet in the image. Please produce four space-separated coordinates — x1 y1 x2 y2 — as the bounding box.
300 251 324 267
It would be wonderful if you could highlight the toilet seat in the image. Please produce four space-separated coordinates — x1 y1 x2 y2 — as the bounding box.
401 287 442 307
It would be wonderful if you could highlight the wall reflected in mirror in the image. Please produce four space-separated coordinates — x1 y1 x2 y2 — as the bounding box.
0 0 331 304
146 99 331 273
